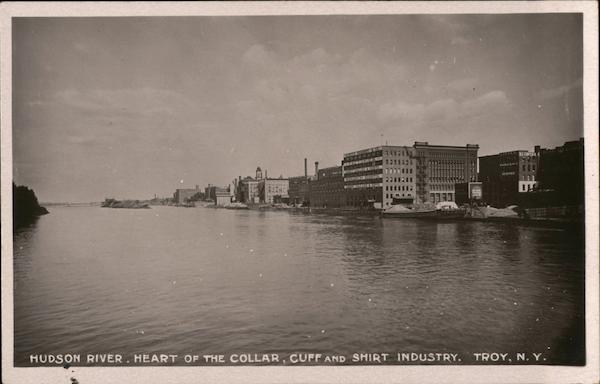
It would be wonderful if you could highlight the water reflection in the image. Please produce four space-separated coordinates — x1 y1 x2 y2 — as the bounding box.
13 207 584 365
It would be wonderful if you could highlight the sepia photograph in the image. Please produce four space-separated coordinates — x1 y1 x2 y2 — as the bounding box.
1 2 598 384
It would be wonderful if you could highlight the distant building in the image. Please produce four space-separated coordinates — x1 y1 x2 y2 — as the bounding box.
174 185 202 204
288 176 310 206
215 190 232 205
205 184 230 203
236 166 267 204
310 165 345 208
240 178 260 204
259 177 289 204
535 138 584 205
413 142 479 204
479 150 539 207
343 145 416 209
454 182 483 206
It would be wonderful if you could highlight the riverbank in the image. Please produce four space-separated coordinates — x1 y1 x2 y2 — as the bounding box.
101 199 150 209
13 183 49 229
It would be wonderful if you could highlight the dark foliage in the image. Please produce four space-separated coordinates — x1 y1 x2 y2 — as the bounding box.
13 182 49 229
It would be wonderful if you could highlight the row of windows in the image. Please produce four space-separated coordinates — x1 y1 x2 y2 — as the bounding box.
386 159 412 165
384 177 413 183
345 183 383 189
521 183 537 191
385 168 413 174
429 192 454 202
429 184 456 191
385 193 413 200
522 164 536 172
344 151 383 163
428 176 467 182
427 152 475 159
384 149 412 157
386 185 414 192
344 174 382 182
344 168 382 177
344 159 383 171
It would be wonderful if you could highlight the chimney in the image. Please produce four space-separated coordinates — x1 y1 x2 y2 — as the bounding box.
304 158 308 178
314 161 319 179
265 169 268 179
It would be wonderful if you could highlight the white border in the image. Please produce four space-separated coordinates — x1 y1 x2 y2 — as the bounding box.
1 2 598 384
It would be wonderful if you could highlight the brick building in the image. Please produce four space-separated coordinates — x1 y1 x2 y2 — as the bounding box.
259 178 289 204
173 185 202 204
535 138 584 205
479 150 538 207
342 146 385 208
288 159 310 206
309 165 345 208
342 143 476 208
205 184 230 203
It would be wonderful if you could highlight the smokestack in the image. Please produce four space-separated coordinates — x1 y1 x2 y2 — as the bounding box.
315 161 319 179
304 158 308 178
265 169 268 179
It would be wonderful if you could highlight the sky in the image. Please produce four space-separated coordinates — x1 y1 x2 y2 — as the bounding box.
12 14 583 202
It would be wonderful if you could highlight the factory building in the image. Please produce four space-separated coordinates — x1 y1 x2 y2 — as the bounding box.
413 142 479 204
479 149 538 207
310 164 345 208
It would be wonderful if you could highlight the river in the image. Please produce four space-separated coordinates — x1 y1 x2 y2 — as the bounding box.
13 206 585 365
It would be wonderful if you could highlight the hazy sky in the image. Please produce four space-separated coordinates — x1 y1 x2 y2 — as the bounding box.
13 14 583 202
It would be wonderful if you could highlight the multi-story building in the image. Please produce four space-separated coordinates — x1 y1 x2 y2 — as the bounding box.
309 165 345 208
288 176 309 206
342 145 416 209
236 167 266 204
535 138 584 205
173 185 202 204
205 184 230 203
413 142 479 204
479 149 538 207
259 177 289 204
238 177 260 204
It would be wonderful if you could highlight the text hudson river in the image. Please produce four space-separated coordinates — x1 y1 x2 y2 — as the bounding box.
13 206 585 366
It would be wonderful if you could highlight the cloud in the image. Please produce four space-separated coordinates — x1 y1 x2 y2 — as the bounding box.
242 44 277 69
53 88 195 119
537 78 582 100
238 44 406 117
462 90 509 114
377 90 510 125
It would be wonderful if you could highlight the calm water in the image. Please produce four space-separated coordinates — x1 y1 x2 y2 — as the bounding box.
13 206 585 365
